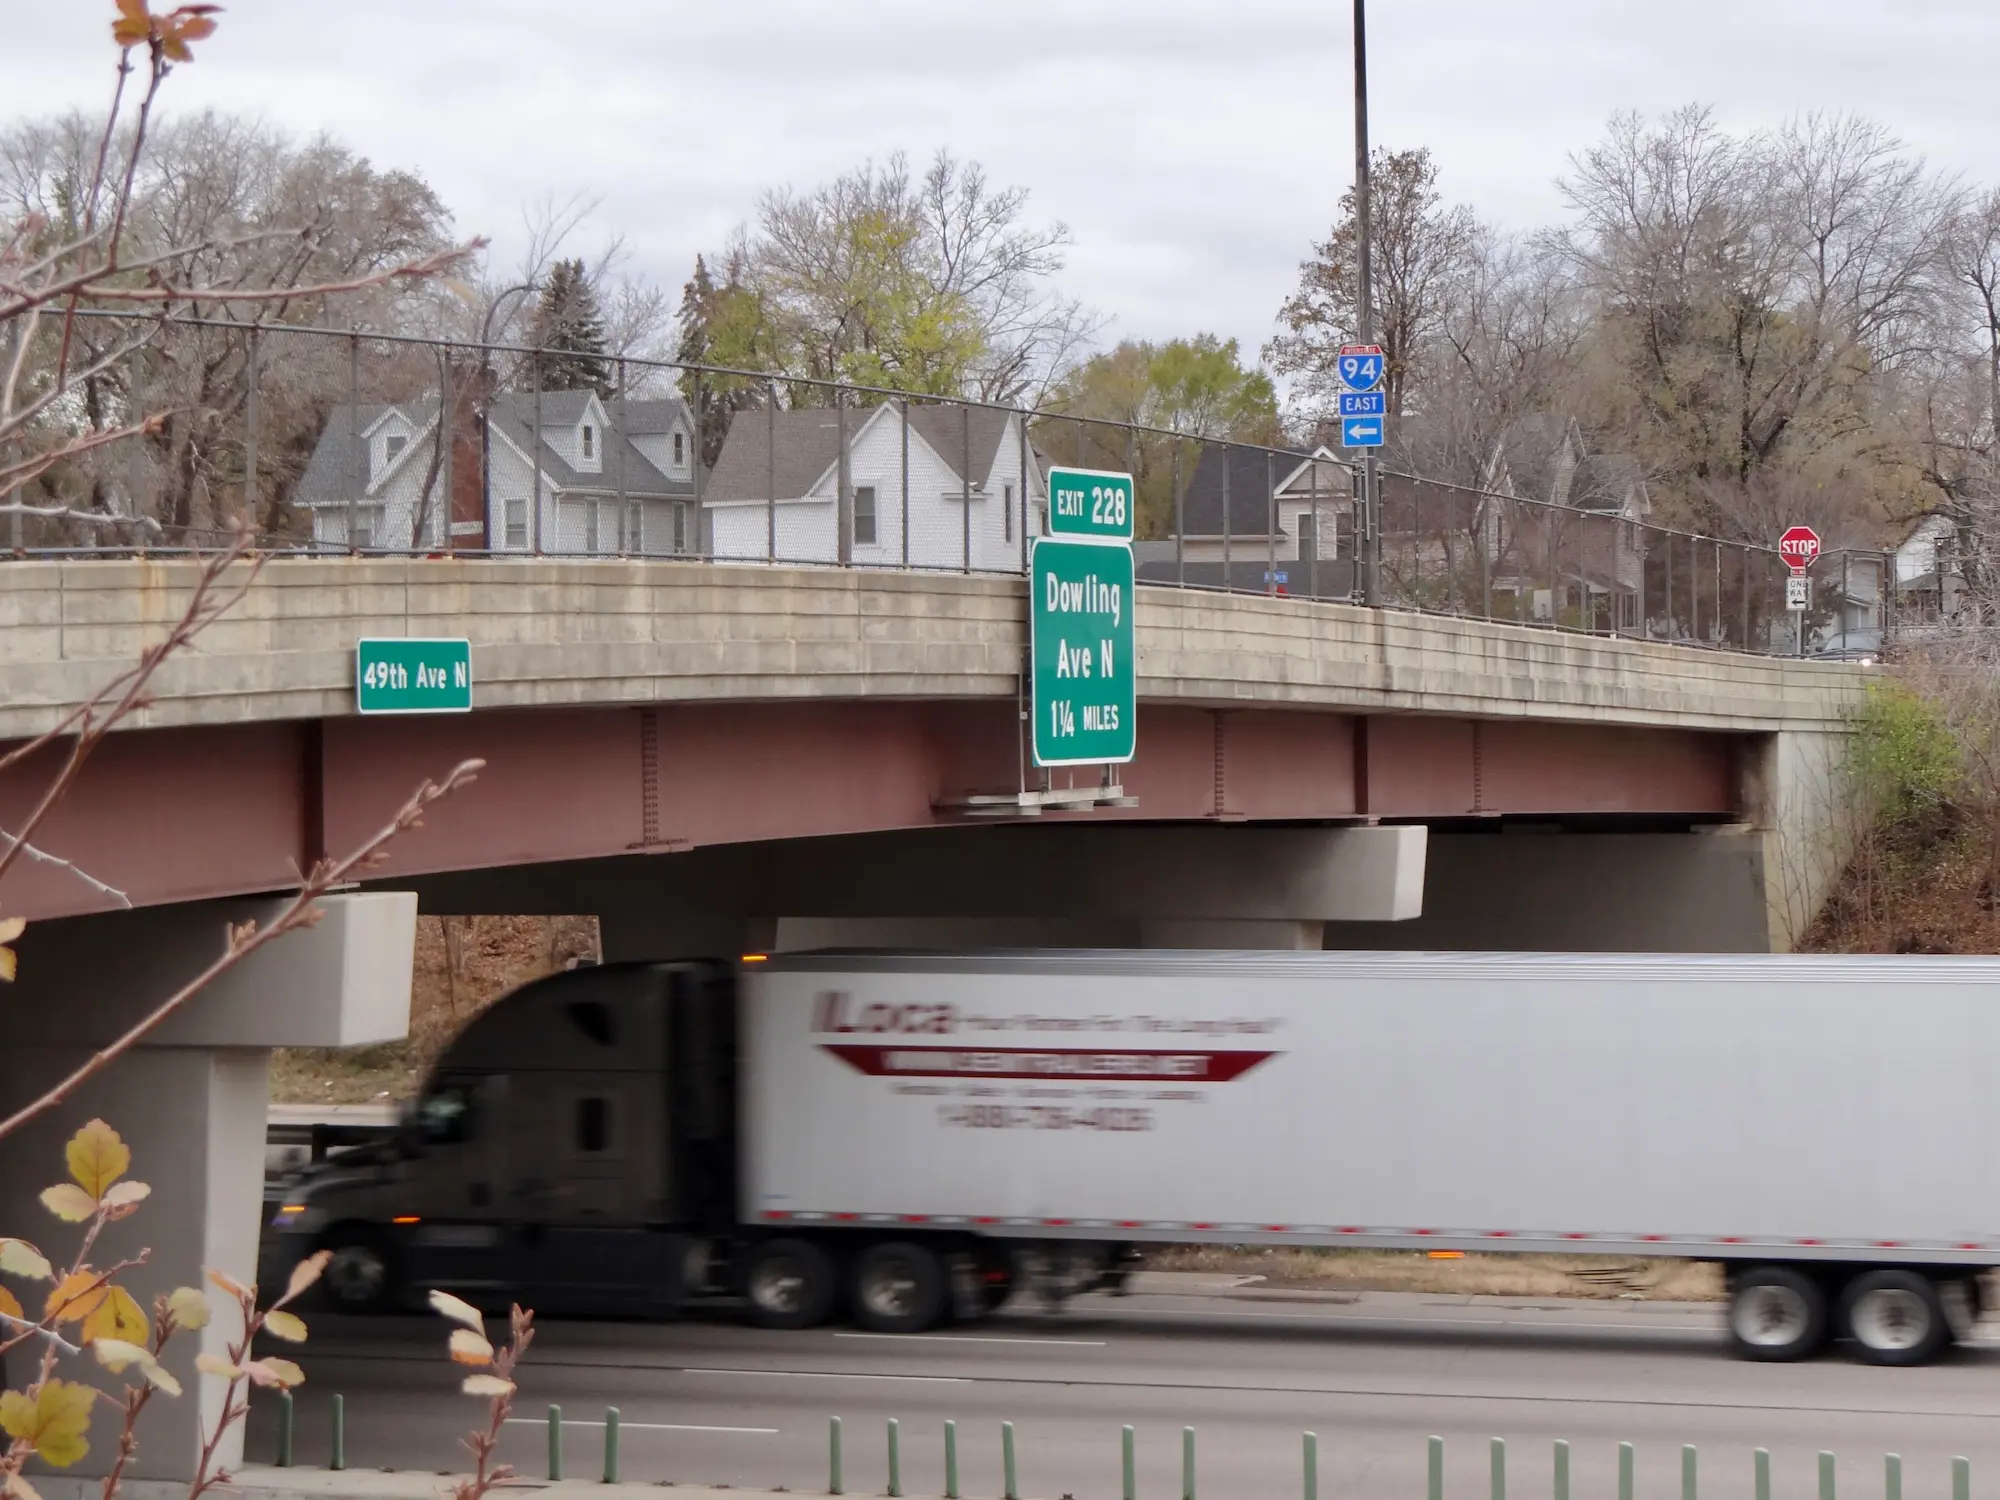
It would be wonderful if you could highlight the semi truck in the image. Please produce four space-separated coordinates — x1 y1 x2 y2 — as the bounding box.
262 950 2000 1366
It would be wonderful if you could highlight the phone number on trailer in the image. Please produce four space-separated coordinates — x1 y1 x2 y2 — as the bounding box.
938 1104 1155 1132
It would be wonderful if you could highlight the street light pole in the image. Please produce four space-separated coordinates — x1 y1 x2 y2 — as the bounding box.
1353 0 1380 606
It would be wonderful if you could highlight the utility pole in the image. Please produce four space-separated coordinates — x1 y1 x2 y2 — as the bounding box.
1353 0 1380 605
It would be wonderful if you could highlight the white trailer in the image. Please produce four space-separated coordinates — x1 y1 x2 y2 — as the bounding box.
265 951 2000 1366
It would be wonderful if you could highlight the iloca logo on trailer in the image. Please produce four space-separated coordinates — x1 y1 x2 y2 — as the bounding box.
812 990 960 1036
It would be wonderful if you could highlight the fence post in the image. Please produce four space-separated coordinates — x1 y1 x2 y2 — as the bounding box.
1491 1437 1505 1500
1173 436 1184 587
1429 1436 1444 1500
345 331 360 555
902 395 912 569
1554 1440 1569 1500
961 402 973 575
1756 1449 1771 1500
1821 1451 1837 1500
945 1420 959 1500
1886 1455 1902 1500
276 1389 293 1468
1619 1442 1634 1500
1303 1432 1317 1500
689 364 703 558
1123 1426 1137 1500
1221 445 1233 589
1182 1426 1196 1500
830 1416 844 1496
243 325 260 536
603 1406 620 1484
888 1418 902 1498
1684 1444 1698 1500
531 352 544 554
1954 1456 1970 1500
766 381 779 562
330 1393 345 1471
1003 1422 1018 1500
548 1404 563 1480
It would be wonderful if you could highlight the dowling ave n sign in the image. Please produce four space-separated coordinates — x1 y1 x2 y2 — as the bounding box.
1031 538 1135 766
355 637 472 714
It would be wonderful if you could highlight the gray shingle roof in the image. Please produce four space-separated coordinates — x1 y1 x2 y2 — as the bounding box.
704 402 1017 502
1176 444 1319 536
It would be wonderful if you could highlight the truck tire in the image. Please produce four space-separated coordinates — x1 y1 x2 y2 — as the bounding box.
320 1228 401 1315
1728 1266 1828 1361
1841 1270 1948 1366
744 1239 838 1330
852 1242 947 1334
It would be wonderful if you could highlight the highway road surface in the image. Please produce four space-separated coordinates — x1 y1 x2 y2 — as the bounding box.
244 1279 2000 1500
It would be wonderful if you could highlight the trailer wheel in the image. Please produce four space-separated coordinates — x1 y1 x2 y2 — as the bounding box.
1728 1266 1828 1361
744 1239 837 1330
1842 1270 1948 1366
320 1228 401 1315
852 1242 947 1334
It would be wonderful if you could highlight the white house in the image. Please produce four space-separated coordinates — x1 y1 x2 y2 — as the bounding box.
296 389 700 553
701 403 1045 571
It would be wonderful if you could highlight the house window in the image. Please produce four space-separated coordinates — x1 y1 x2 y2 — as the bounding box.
581 424 595 459
504 497 528 550
673 431 686 466
853 485 877 546
349 505 383 550
383 434 406 468
626 500 644 553
582 499 600 553
1004 483 1014 543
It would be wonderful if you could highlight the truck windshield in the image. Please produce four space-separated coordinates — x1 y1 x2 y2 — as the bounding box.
416 1078 481 1145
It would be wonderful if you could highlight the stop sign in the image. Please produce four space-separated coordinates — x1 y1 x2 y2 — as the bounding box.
1778 526 1821 573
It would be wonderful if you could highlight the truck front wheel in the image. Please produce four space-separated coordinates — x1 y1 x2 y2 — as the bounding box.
1841 1270 1948 1366
744 1239 838 1330
1728 1266 1828 1361
852 1242 947 1334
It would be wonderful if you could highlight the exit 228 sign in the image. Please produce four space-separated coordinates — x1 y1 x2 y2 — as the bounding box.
1047 466 1134 542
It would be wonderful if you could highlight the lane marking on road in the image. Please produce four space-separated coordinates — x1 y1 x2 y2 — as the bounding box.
686 1367 972 1385
505 1419 777 1434
835 1333 1107 1347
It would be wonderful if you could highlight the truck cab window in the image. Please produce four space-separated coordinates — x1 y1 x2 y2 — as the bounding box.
417 1079 480 1145
564 999 617 1048
575 1096 610 1153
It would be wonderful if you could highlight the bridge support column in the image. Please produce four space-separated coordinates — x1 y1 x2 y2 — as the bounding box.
0 894 415 1485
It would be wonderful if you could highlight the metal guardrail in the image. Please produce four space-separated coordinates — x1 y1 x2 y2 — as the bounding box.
5 312 1896 659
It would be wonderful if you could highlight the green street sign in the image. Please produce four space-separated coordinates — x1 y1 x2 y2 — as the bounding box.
1047 465 1135 542
1031 538 1135 767
355 638 472 715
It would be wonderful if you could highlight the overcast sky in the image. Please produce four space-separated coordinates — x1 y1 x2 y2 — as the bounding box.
12 1 2000 362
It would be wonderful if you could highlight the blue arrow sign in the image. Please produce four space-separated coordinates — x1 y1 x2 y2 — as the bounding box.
1341 415 1385 448
1338 391 1387 417
1337 352 1385 391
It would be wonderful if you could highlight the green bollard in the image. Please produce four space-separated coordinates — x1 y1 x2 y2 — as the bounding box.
888 1418 902 1499
330 1393 345 1472
1003 1422 1019 1500
945 1421 959 1500
1491 1438 1506 1500
1124 1426 1137 1500
1886 1455 1902 1500
1821 1452 1837 1500
276 1390 294 1469
1429 1437 1444 1500
1756 1451 1771 1500
1684 1445 1698 1500
830 1417 844 1497
1304 1432 1318 1500
549 1405 563 1482
604 1407 621 1485
1619 1444 1634 1500
1183 1427 1196 1500
1955 1458 1971 1500
1554 1441 1569 1500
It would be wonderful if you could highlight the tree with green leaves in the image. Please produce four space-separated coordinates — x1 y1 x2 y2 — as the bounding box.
526 258 611 393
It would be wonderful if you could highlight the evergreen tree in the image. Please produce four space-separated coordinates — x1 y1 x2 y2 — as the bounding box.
527 258 611 394
677 251 783 465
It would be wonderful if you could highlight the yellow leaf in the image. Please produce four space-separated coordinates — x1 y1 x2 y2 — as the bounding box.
242 1357 304 1389
427 1289 484 1330
81 1286 148 1346
0 1238 53 1281
460 1374 514 1398
206 1267 250 1302
262 1309 307 1343
93 1340 181 1398
0 1286 22 1325
45 1270 107 1326
167 1287 210 1331
194 1353 243 1381
39 1184 95 1223
0 1380 95 1468
0 917 24 943
283 1249 331 1306
66 1119 129 1201
447 1328 492 1366
102 1181 150 1209
0 945 15 983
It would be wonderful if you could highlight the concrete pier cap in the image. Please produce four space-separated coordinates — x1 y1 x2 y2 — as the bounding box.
0 893 416 1482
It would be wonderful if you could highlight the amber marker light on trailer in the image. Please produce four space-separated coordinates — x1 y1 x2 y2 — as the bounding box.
742 954 769 963
1428 1250 1465 1259
391 1216 421 1225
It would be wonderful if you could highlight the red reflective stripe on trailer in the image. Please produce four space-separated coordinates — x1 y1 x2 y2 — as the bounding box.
835 1213 858 1222
1797 1239 1822 1246
1720 1237 1743 1244
1485 1231 1513 1239
1642 1235 1665 1243
1119 1221 1142 1229
1264 1225 1290 1233
1338 1227 1362 1234
763 1211 789 1221
903 1215 929 1223
1191 1223 1214 1230
975 1217 999 1225
1958 1243 1984 1251
1877 1241 1903 1249
1562 1233 1587 1240
1044 1218 1070 1227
